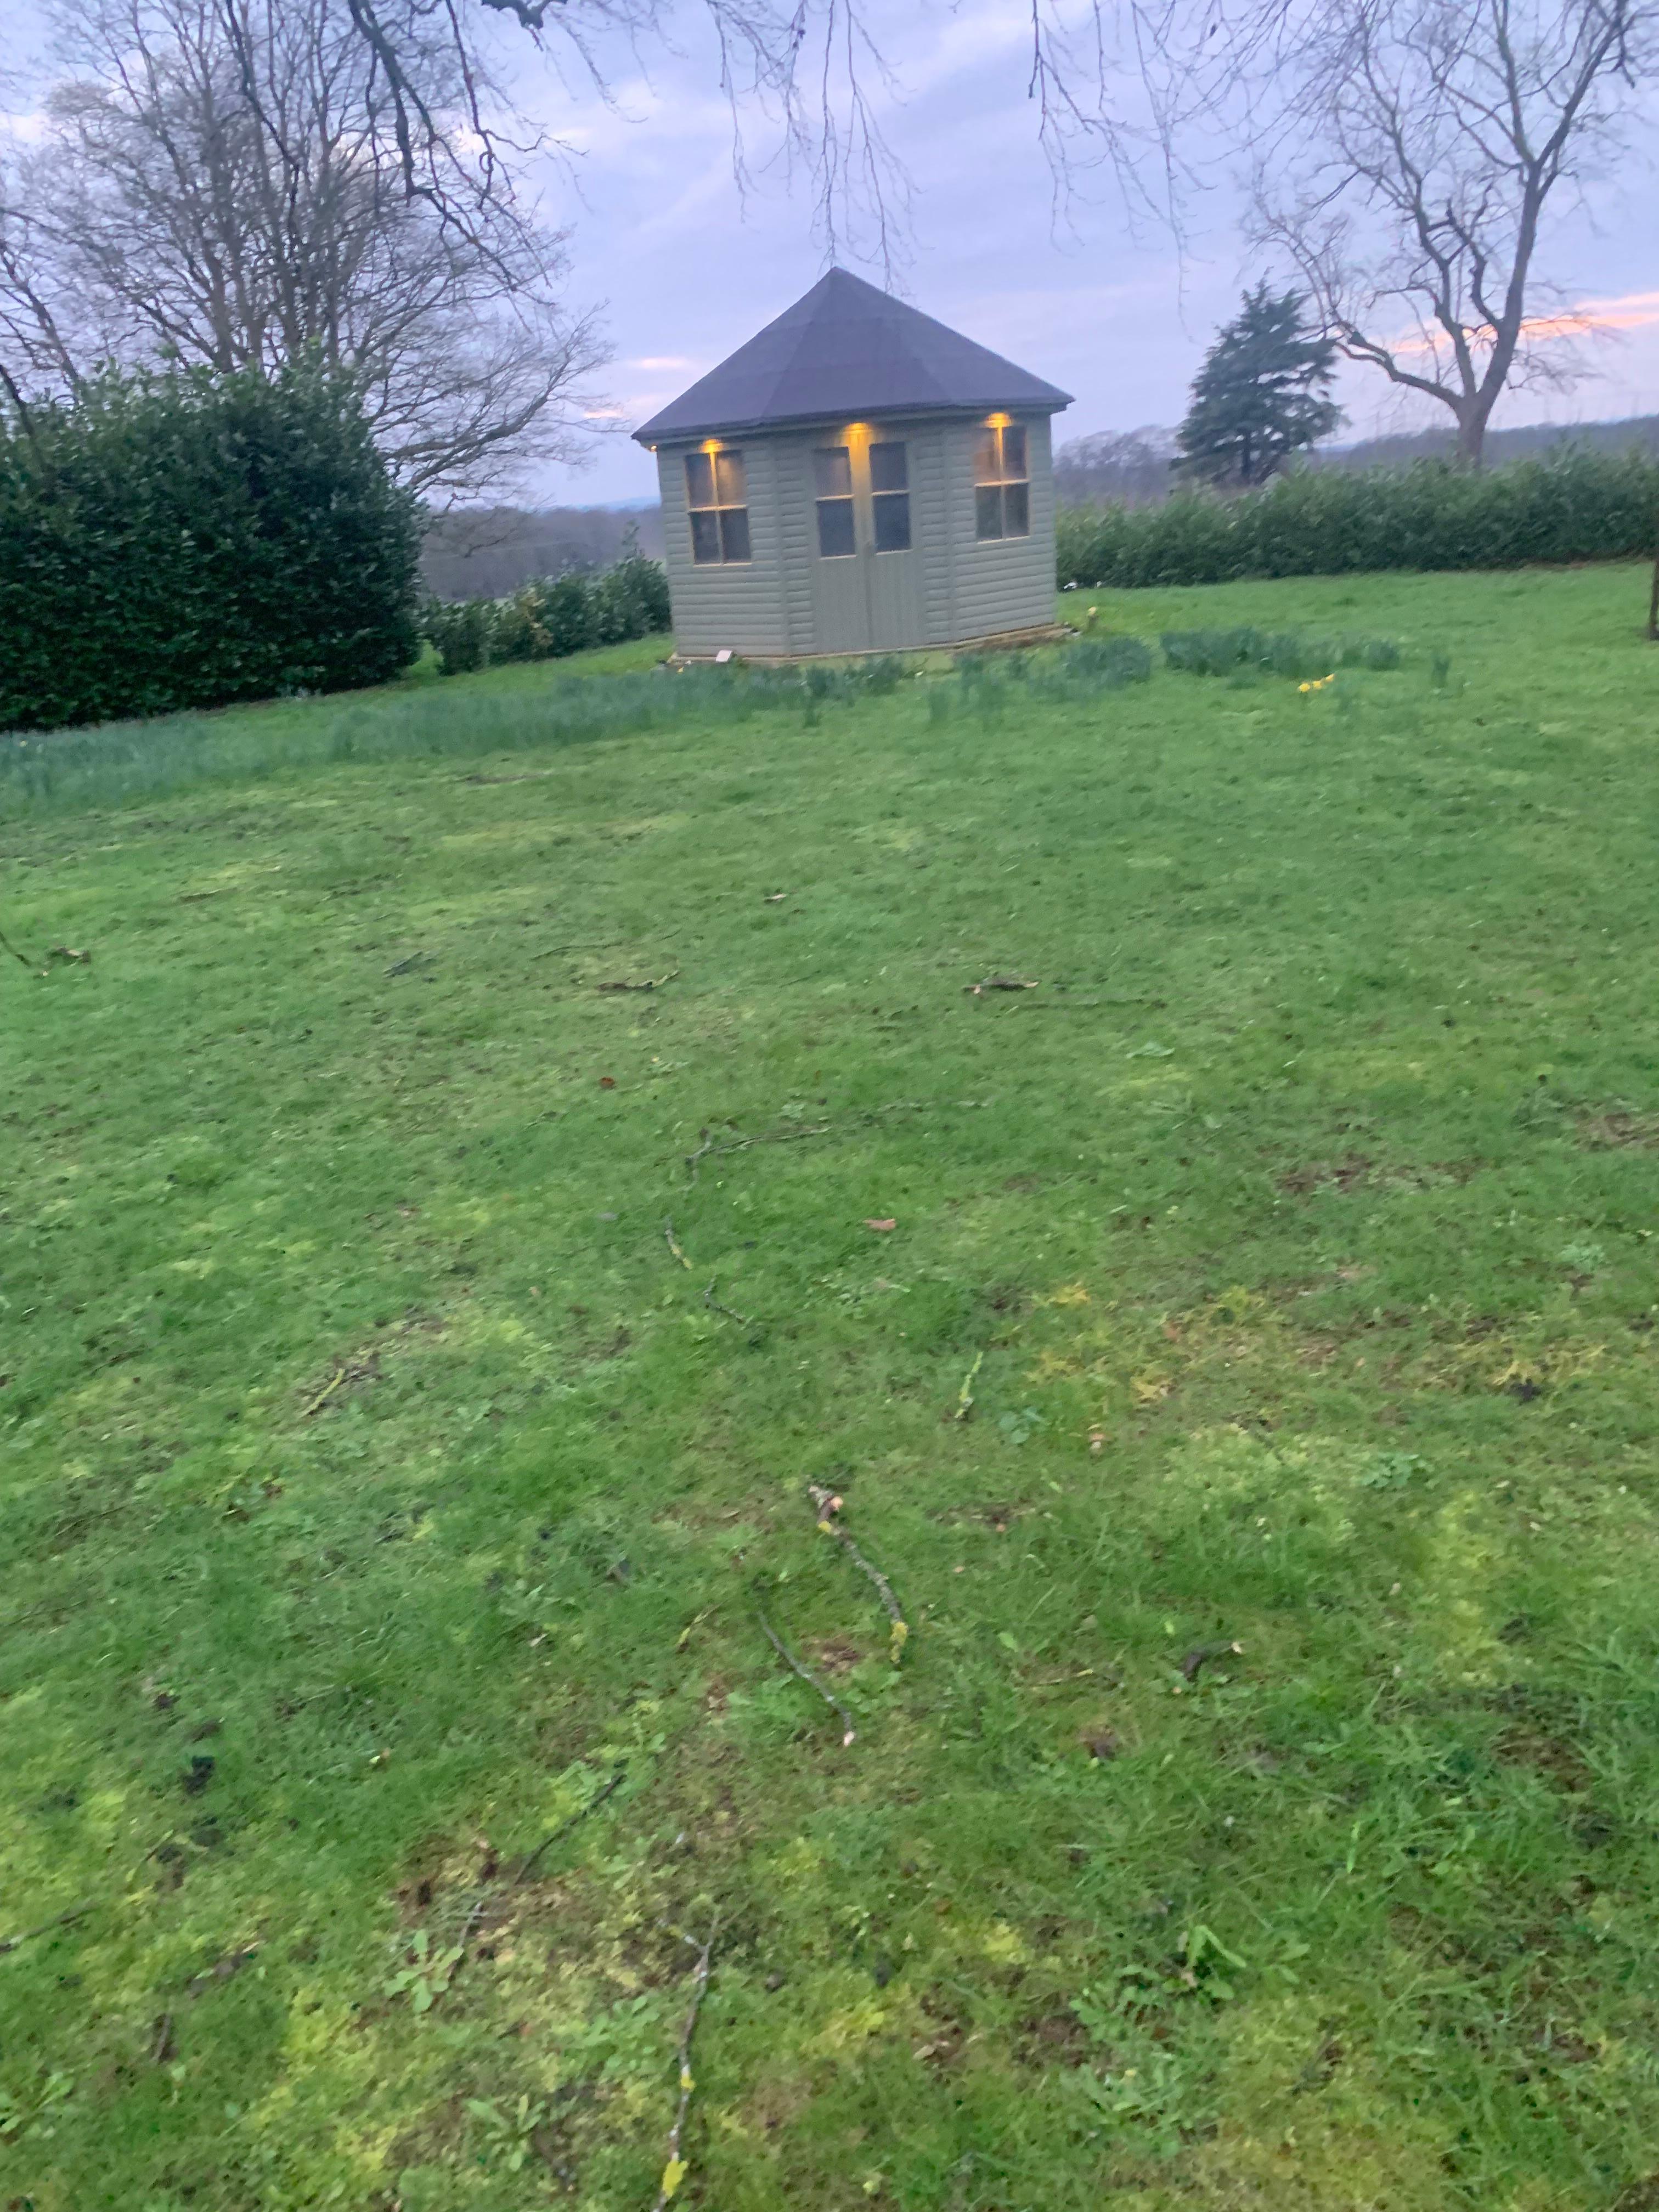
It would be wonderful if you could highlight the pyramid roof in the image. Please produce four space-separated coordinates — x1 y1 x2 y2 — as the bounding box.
633 268 1071 444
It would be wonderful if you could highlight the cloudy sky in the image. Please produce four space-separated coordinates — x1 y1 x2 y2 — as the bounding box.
510 2 1659 507
5 0 1654 505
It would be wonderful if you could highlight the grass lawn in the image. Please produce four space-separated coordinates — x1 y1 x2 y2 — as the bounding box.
7 562 1659 2211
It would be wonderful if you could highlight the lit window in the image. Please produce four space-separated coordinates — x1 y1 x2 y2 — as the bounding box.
815 446 855 557
973 422 1029 540
870 441 911 551
686 448 751 563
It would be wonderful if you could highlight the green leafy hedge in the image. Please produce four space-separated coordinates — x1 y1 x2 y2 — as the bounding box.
1056 446 1659 590
0 360 421 732
422 554 671 675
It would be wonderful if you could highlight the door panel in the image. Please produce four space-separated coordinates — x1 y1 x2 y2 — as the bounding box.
865 437 922 648
809 441 870 654
806 431 927 653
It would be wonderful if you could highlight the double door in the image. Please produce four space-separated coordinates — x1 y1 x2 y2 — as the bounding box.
808 430 923 653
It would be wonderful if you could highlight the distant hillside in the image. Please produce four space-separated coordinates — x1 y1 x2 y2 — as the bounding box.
422 504 665 601
1054 414 1659 506
1311 414 1659 471
1054 427 1179 507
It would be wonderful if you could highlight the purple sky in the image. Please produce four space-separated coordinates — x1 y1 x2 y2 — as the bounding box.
518 4 1659 507
5 0 1654 506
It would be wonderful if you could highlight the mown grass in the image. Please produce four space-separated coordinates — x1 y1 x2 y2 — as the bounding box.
5 561 1659 2212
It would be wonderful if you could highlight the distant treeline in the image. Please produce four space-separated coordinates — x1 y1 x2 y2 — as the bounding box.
1056 446 1659 589
1054 413 1659 509
422 504 665 601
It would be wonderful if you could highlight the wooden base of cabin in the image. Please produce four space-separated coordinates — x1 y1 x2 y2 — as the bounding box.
667 621 1075 668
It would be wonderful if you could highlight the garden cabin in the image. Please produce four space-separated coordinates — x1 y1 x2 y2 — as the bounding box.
633 269 1073 660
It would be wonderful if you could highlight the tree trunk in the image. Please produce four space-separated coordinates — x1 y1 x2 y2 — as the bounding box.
1455 410 1487 471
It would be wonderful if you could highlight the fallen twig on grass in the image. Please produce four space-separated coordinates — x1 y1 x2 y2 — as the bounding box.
953 1350 984 1421
301 1368 347 1419
516 1765 628 1883
682 1098 940 1184
662 1217 692 1271
652 1918 720 2209
1179 1639 1243 1683
966 975 1039 995
597 967 679 994
0 1901 93 1957
703 1121 833 1163
703 1279 757 1329
150 2012 176 2065
755 1589 856 1745
0 919 38 973
807 1486 909 1662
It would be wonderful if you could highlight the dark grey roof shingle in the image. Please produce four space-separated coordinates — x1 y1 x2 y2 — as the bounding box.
632 268 1072 444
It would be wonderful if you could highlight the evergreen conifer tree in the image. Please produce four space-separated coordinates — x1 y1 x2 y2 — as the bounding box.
1175 285 1341 488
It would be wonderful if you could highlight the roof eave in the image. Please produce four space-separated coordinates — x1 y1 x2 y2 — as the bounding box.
631 392 1073 447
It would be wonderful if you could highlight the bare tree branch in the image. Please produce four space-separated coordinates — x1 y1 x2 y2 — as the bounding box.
0 0 606 496
1239 0 1652 464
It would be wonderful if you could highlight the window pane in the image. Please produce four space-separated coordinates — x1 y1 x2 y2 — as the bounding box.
714 449 746 505
685 452 714 507
872 491 911 552
975 484 1004 540
973 427 998 484
814 446 852 497
719 506 751 562
690 507 721 563
816 497 856 557
870 441 908 492
1003 481 1030 537
1001 424 1027 482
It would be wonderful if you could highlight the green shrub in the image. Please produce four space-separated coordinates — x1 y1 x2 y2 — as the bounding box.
1068 634 1154 686
422 598 493 675
423 549 671 675
1056 445 1659 589
0 359 421 731
1158 627 1397 678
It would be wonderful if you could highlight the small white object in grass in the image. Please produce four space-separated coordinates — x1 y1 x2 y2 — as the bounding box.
715 647 732 663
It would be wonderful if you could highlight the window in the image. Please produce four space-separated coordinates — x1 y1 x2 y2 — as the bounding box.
973 421 1029 540
686 447 751 563
814 446 855 557
870 441 911 551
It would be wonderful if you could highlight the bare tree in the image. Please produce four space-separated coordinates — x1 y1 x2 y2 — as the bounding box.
0 0 605 498
1054 426 1178 506
1243 0 1656 466
9 0 1649 475
239 0 1190 263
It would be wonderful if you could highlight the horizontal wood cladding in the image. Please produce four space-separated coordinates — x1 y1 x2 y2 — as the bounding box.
941 413 1056 640
656 441 793 656
656 407 1062 657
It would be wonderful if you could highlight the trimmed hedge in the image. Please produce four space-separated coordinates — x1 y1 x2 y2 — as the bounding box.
1056 445 1659 589
422 553 670 674
0 360 421 732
